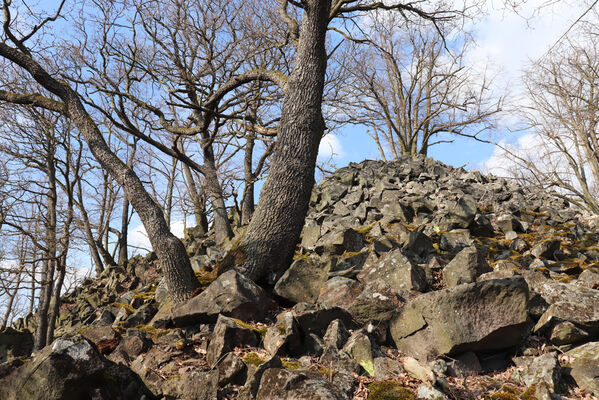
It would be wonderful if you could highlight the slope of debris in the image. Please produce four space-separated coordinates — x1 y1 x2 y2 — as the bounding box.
2 155 599 400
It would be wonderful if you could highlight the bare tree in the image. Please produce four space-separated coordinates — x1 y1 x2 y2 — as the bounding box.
492 18 599 214
236 0 457 283
0 0 200 302
338 13 502 160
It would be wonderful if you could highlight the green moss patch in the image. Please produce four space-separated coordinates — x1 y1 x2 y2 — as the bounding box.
367 381 414 400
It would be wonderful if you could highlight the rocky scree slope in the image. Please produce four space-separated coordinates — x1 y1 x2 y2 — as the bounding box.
2 156 599 400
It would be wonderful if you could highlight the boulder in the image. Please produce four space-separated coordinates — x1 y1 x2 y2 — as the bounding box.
531 240 561 260
0 328 33 363
316 277 363 310
323 319 350 350
170 270 271 326
517 352 562 392
292 303 353 336
439 229 473 253
357 249 427 293
206 315 261 368
442 246 492 287
533 281 599 336
256 368 350 400
565 341 599 395
274 257 330 303
342 330 374 376
161 370 218 400
347 279 401 324
390 277 530 361
264 311 302 356
0 335 153 400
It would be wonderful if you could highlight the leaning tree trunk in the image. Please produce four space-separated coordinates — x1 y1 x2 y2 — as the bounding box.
0 43 200 303
239 0 329 283
64 94 199 302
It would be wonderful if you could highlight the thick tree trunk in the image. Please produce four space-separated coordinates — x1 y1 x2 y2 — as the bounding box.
0 42 200 303
239 0 329 283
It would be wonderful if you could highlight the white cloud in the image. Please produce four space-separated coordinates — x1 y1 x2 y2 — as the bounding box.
128 220 187 254
318 134 345 161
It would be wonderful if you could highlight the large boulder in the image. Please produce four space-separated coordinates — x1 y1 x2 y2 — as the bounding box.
390 277 530 361
0 335 153 400
170 270 271 326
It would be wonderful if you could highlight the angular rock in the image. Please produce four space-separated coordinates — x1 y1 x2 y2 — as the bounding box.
357 249 427 293
216 352 246 386
446 195 478 229
256 368 350 400
206 315 261 368
565 341 599 395
531 240 561 260
323 319 350 350
292 304 353 336
264 311 302 356
402 231 434 262
519 352 562 392
0 328 33 363
162 370 218 400
238 355 282 400
549 321 591 346
317 277 363 310
439 229 473 253
373 356 405 379
533 281 599 335
342 330 374 376
443 246 492 287
0 335 152 400
390 277 530 361
347 279 401 324
274 257 330 303
319 346 361 375
122 302 157 328
171 270 271 326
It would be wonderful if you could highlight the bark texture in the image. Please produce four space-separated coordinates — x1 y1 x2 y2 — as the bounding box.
239 0 329 283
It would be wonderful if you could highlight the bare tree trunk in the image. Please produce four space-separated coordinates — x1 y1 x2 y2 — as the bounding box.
202 151 233 243
75 178 104 275
1 261 24 330
239 0 329 283
0 42 200 303
35 132 57 350
164 157 178 228
117 140 136 268
182 162 209 234
241 129 256 226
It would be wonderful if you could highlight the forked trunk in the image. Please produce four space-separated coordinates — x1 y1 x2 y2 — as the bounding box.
239 0 330 283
